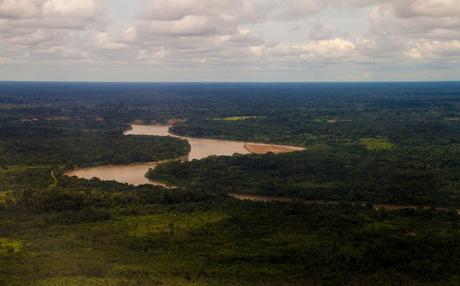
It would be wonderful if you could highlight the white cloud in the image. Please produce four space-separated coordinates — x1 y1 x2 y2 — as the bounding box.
43 0 99 18
0 0 101 20
365 0 460 63
0 0 104 67
299 38 357 59
405 40 460 60
95 32 126 50
0 0 41 19
248 46 264 57
263 38 358 62
394 0 460 18
7 29 62 46
0 0 459 80
136 46 168 63
369 0 460 38
141 0 270 22
0 0 102 28
141 15 227 36
121 27 138 43
273 0 325 20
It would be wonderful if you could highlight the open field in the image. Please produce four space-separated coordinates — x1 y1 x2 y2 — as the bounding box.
360 138 394 150
244 143 305 154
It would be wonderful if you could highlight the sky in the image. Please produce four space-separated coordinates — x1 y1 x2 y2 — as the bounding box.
0 0 459 82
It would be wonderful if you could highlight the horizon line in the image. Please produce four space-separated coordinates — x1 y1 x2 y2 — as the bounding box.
1 80 460 84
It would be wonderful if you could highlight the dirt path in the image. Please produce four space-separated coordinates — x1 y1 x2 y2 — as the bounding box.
49 170 58 189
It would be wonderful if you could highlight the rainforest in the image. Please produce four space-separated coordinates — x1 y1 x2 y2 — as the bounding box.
1 82 460 286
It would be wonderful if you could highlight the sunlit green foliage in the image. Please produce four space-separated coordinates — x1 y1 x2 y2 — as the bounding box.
0 238 22 255
360 138 394 150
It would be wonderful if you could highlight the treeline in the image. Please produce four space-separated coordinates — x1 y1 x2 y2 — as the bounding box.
148 144 460 207
0 124 190 167
167 85 460 147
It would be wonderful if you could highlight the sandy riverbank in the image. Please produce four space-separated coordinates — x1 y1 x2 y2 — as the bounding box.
244 143 305 154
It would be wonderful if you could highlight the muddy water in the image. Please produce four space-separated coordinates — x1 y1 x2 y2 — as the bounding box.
66 125 250 186
65 162 169 187
66 124 304 186
124 124 250 160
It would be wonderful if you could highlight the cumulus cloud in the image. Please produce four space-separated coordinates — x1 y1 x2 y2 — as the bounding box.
0 0 105 67
95 32 127 50
405 40 460 61
273 0 325 20
0 0 459 79
365 0 460 63
136 47 168 63
141 0 282 22
394 0 460 18
137 0 336 38
0 0 42 19
0 0 102 29
7 29 63 46
120 0 381 68
369 0 460 38
137 0 268 39
0 0 102 36
250 37 363 63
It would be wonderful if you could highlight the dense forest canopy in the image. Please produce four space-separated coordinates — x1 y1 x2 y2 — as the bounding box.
1 82 460 285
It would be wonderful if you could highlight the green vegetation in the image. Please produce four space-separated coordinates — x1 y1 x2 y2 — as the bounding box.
0 238 22 255
1 82 460 285
0 192 11 204
0 125 190 167
147 146 459 207
360 137 394 150
2 185 460 285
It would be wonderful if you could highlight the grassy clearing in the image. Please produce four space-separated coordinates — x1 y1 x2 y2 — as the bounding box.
360 138 394 151
0 191 14 204
314 118 352 124
0 238 22 255
122 212 228 238
213 116 264 122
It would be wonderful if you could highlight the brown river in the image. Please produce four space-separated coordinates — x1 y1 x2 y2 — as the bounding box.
65 126 457 213
65 124 304 186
